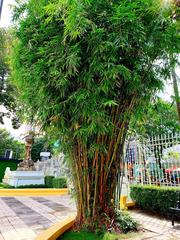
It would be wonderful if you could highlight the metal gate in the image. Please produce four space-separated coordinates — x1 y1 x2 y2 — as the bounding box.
124 133 180 187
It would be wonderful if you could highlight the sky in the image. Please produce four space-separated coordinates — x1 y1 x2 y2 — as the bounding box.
0 0 14 28
0 0 179 140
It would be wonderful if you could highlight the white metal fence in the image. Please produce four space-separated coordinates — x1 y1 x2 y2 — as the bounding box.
124 133 180 187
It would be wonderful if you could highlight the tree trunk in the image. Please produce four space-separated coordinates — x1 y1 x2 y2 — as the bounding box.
171 67 180 123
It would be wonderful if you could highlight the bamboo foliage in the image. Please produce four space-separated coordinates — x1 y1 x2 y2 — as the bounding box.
10 0 179 227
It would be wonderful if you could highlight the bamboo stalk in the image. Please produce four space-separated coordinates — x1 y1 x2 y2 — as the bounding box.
74 146 85 221
76 139 87 221
104 105 120 175
91 136 100 183
105 95 137 181
105 122 125 180
83 143 90 215
100 153 105 206
93 151 99 217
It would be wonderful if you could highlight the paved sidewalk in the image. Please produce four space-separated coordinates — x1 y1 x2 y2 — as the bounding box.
130 209 180 240
1 196 180 240
0 195 76 240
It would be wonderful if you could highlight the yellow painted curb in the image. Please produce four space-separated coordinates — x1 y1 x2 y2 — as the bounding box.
35 216 76 240
0 188 68 196
120 195 128 210
120 195 136 209
126 201 136 207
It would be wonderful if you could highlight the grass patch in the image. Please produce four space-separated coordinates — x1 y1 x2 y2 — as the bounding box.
59 231 140 240
59 231 101 240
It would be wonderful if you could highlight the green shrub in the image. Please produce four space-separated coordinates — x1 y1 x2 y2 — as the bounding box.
0 183 47 189
14 184 47 188
0 183 14 189
0 161 17 182
115 210 138 233
45 176 54 188
130 185 180 215
52 177 67 188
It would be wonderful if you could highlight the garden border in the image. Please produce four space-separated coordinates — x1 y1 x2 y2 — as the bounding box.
35 216 76 240
0 188 68 196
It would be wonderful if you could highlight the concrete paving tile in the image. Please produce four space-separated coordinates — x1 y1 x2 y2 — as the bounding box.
0 195 74 240
0 235 5 240
130 209 180 239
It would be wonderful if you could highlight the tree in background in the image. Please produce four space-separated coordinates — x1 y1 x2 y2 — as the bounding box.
130 99 180 137
0 128 24 159
10 0 179 230
31 136 53 161
0 28 8 123
0 28 20 128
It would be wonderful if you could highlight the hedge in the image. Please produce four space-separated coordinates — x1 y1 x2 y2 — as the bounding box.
45 176 67 188
14 184 48 188
52 177 67 188
45 176 54 188
130 185 180 216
